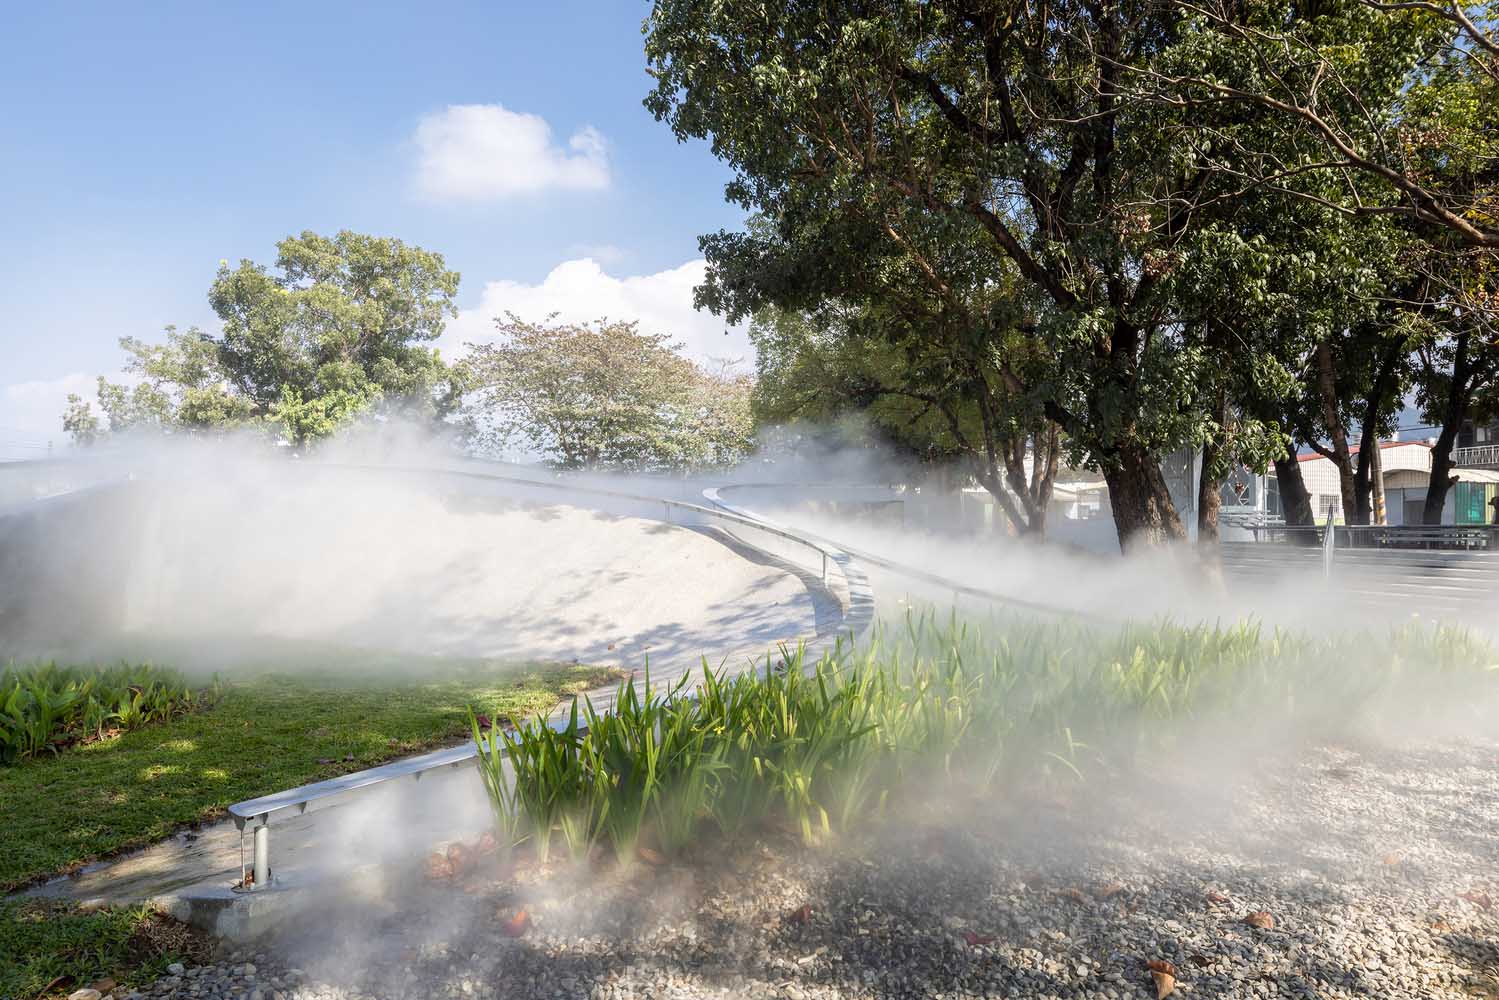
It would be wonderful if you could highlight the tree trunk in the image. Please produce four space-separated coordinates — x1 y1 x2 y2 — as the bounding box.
1197 451 1222 544
1351 340 1404 524
1273 448 1315 528
1315 342 1358 522
1424 438 1459 525
1103 443 1187 551
1424 328 1473 525
977 424 1059 538
1197 389 1227 545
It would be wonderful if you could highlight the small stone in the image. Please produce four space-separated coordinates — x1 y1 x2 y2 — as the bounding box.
168 964 186 976
67 992 103 1000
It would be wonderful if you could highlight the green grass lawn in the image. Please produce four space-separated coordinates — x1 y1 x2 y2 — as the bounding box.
0 659 619 892
0 899 208 1000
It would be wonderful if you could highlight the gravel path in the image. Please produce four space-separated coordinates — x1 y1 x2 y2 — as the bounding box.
117 737 1498 1000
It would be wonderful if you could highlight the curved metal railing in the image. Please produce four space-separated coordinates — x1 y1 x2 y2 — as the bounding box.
703 484 1101 622
217 462 875 888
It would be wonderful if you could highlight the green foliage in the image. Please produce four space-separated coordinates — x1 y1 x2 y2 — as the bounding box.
65 230 465 447
463 314 754 471
60 393 103 446
642 0 1496 544
0 659 617 890
642 0 1239 543
473 612 1498 858
0 664 203 765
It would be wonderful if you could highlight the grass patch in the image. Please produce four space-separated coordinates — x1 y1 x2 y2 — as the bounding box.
0 899 210 1000
0 659 619 891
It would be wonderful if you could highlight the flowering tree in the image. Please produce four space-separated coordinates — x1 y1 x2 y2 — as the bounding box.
463 315 754 472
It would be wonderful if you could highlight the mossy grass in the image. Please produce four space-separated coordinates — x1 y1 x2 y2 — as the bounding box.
0 653 618 891
0 898 210 1000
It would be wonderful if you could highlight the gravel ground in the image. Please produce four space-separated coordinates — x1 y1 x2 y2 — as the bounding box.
114 736 1498 1000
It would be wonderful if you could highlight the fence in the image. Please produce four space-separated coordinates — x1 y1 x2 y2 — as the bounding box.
1453 444 1499 469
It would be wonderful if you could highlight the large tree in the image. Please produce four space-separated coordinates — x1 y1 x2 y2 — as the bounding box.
645 1 1270 549
66 231 464 446
462 315 754 472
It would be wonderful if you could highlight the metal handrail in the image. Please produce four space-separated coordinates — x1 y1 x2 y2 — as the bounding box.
221 462 875 888
703 485 1108 623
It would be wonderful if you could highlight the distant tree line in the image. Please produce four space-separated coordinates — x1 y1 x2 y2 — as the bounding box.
62 231 754 474
643 0 1498 548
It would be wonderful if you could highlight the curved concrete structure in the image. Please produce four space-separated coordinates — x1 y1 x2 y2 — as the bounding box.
10 459 874 931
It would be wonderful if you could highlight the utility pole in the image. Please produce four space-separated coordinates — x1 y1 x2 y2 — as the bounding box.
1370 439 1387 524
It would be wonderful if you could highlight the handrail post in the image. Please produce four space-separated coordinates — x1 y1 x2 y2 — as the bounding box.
1322 510 1335 580
253 824 270 889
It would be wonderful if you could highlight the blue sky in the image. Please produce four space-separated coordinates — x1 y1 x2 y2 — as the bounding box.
0 1 750 456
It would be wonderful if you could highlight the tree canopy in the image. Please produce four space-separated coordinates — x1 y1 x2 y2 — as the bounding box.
644 0 1497 547
462 314 754 472
65 230 465 446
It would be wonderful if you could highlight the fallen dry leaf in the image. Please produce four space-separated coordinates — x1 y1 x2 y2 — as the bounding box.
1060 887 1088 904
499 909 531 938
34 975 73 998
1205 890 1230 905
1095 881 1127 900
1381 853 1402 866
446 842 473 876
1147 960 1179 977
962 930 997 947
424 852 455 881
786 903 813 925
1430 917 1453 932
1244 911 1276 930
474 714 493 731
1458 891 1493 911
637 846 667 867
1149 968 1177 999
1188 954 1214 968
91 979 117 993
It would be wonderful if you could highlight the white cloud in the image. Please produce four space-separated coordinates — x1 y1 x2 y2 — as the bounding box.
414 103 610 201
439 257 753 369
0 372 99 458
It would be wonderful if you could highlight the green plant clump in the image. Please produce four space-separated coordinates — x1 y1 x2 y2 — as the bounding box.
471 610 1499 862
0 663 207 765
